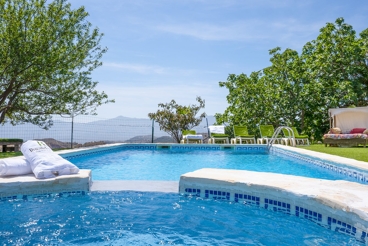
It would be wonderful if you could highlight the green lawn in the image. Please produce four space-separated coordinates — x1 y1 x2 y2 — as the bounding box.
0 151 23 159
299 144 368 162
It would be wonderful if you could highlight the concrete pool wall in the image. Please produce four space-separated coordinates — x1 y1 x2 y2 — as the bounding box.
179 168 368 243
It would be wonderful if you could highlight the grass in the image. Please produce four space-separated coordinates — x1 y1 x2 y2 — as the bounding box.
0 151 23 159
299 144 368 162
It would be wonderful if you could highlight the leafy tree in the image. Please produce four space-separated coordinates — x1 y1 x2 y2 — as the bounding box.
216 71 266 137
217 18 368 141
302 17 368 139
262 47 307 127
0 0 113 129
148 97 206 143
216 47 306 138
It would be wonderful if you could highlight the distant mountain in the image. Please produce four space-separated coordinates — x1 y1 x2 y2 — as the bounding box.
0 115 216 144
124 135 175 143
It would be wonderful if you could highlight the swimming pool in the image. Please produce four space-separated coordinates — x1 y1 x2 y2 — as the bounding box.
66 146 366 183
0 192 363 245
2 143 368 245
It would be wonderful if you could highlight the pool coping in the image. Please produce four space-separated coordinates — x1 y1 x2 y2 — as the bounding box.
91 180 178 193
179 168 368 243
0 169 91 200
274 144 368 172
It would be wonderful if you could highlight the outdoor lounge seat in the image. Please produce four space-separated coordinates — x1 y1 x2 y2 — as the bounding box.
280 128 296 146
231 125 256 144
208 125 229 144
257 125 282 144
181 130 203 144
323 128 367 147
291 127 309 145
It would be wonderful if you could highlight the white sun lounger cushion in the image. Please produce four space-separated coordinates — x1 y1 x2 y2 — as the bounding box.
21 140 79 179
208 125 225 134
0 157 32 176
184 135 203 140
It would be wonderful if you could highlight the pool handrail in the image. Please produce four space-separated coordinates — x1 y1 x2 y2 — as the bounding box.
267 126 295 150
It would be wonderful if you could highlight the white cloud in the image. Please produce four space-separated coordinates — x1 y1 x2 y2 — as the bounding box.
102 62 219 77
154 18 322 46
103 62 167 74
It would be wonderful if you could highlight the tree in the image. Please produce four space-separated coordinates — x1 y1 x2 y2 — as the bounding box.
217 18 368 141
148 97 206 143
301 17 368 139
216 47 306 137
0 0 114 129
215 71 267 137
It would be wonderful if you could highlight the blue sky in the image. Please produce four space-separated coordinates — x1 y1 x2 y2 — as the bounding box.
70 0 368 119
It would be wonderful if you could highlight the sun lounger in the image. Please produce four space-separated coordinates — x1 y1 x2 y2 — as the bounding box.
208 125 229 144
181 130 203 144
231 125 256 144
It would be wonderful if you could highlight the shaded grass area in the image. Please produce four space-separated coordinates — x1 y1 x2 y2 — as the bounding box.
0 151 23 158
299 144 368 162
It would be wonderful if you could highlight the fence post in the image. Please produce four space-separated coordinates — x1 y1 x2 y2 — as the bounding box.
151 120 154 143
71 112 74 149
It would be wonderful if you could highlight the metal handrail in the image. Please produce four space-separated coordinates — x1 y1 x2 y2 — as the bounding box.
267 126 295 151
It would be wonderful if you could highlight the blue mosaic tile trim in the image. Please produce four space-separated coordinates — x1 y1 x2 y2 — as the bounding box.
172 146 221 151
235 146 267 152
265 198 291 214
235 193 260 206
63 145 156 159
296 206 322 223
0 195 18 202
184 188 201 197
272 147 368 184
125 145 156 150
328 217 358 237
0 191 86 202
63 148 120 159
183 184 368 243
204 189 230 200
64 144 269 159
23 191 87 200
361 231 368 241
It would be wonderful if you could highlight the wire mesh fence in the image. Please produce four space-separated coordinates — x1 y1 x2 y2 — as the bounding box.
0 115 215 149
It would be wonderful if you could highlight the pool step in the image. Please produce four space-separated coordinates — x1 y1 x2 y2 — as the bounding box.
0 169 91 200
179 168 368 243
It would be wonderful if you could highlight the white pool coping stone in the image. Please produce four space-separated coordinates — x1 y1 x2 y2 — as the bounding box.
0 169 91 199
179 168 368 242
91 180 178 193
274 144 368 172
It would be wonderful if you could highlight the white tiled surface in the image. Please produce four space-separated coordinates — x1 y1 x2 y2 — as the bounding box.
0 169 91 198
91 181 178 193
179 168 368 242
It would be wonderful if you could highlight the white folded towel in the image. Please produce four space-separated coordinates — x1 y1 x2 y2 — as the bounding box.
0 157 32 176
21 140 79 179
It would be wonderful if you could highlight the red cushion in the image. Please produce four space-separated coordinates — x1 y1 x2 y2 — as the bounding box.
349 128 366 134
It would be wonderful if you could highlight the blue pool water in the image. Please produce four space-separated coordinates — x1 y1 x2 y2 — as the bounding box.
0 192 363 245
69 149 349 181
